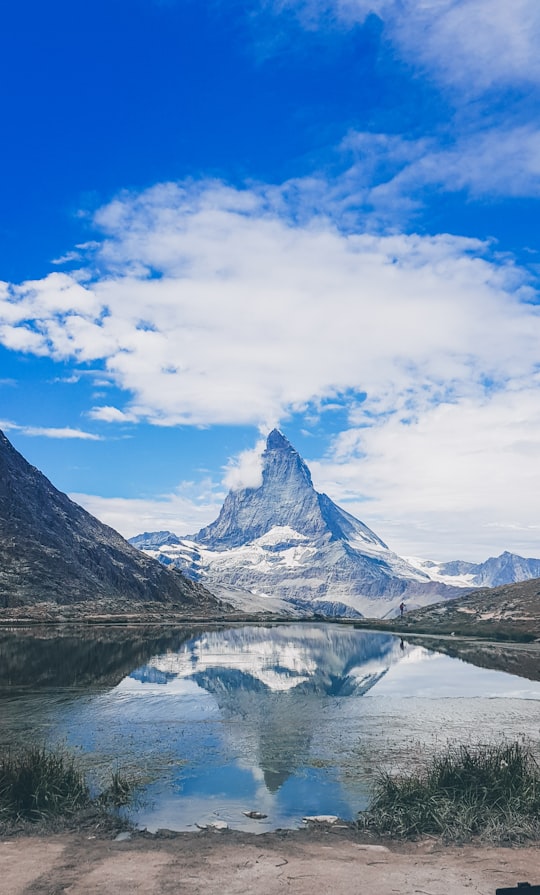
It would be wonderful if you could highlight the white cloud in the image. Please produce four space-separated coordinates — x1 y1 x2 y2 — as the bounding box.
0 179 537 434
389 0 540 95
0 420 103 440
72 487 223 539
3 178 540 558
308 386 540 560
270 0 540 95
88 405 137 423
339 126 540 212
223 438 266 491
51 250 82 265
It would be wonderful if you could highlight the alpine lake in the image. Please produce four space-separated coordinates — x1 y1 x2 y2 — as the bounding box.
2 622 540 833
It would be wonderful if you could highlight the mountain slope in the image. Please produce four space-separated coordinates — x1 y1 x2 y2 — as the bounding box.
396 577 540 639
132 430 464 617
0 429 217 611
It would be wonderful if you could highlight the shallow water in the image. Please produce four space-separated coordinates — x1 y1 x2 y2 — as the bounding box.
1 623 540 832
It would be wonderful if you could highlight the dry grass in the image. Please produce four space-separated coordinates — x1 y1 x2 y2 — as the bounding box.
360 741 540 843
0 746 134 825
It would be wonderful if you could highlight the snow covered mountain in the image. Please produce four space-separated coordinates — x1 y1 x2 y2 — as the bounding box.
131 429 464 618
408 551 540 588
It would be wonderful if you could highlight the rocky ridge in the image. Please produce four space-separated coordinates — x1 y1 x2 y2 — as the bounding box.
0 429 219 613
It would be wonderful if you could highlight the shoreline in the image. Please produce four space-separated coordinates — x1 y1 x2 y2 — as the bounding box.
0 610 538 650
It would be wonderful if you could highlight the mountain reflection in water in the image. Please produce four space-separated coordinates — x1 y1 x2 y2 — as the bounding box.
124 626 397 794
3 623 540 832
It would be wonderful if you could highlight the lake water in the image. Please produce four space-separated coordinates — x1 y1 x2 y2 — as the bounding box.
1 623 540 833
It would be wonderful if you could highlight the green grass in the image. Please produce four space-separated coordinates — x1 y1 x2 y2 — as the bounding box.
99 769 135 807
0 746 134 825
360 741 540 843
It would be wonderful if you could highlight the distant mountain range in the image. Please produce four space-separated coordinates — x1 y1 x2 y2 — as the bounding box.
408 552 540 588
131 429 476 618
0 428 218 613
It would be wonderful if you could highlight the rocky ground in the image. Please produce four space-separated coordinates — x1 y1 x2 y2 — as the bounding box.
2 827 539 895
0 599 255 625
391 577 540 640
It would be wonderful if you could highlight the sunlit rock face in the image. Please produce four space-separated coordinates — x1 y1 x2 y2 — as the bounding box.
196 430 387 550
132 430 465 617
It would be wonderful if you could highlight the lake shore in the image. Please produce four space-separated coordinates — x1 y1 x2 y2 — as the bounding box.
2 826 539 895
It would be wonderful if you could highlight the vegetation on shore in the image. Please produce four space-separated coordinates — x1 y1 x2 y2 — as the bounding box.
0 746 134 832
5 740 540 843
360 741 540 843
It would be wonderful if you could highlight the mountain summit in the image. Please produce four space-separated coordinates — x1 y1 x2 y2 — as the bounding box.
196 429 386 550
133 430 463 617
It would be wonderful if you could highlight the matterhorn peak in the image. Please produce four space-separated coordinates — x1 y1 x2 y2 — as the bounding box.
259 428 314 493
266 428 292 450
132 431 464 617
194 430 381 550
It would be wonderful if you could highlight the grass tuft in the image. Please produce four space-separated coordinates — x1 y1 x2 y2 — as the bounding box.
0 746 90 821
0 746 135 827
99 769 134 807
360 741 540 843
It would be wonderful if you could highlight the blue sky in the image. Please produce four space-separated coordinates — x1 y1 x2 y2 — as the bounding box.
2 0 540 560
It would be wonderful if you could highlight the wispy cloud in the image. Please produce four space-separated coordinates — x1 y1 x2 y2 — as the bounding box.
72 483 224 539
0 420 103 440
51 250 82 266
265 0 540 96
88 405 137 423
339 125 540 210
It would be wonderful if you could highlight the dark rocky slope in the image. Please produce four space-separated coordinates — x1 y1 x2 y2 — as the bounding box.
0 429 217 611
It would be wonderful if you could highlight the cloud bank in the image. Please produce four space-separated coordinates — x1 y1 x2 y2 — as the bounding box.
0 179 537 435
0 419 103 440
2 176 540 559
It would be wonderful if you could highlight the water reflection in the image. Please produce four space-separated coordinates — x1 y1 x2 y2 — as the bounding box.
122 626 398 797
2 624 540 832
0 626 203 690
404 635 540 683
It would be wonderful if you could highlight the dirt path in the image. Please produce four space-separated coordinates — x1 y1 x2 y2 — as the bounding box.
2 829 540 895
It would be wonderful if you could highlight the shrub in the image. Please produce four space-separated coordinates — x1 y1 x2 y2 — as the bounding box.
360 741 540 843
